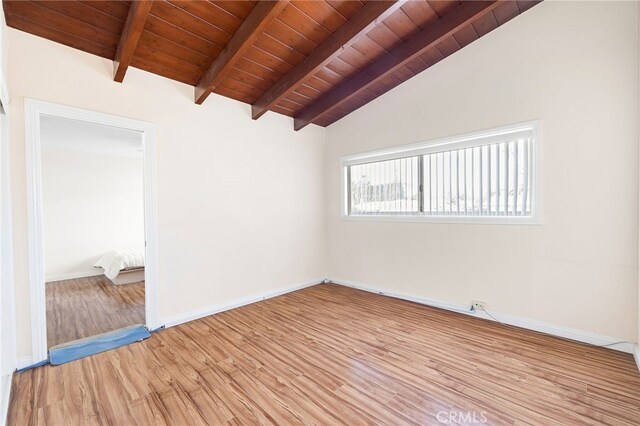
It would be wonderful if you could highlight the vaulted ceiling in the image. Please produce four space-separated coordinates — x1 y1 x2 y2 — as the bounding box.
3 0 540 130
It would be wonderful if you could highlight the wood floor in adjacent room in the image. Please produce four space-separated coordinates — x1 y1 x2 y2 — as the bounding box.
10 284 640 425
46 275 145 347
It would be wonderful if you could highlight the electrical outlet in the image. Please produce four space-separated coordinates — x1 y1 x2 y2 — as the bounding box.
472 301 487 311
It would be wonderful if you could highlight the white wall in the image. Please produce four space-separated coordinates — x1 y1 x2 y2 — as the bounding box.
0 3 15 423
637 1 640 361
7 29 327 360
41 148 144 281
326 1 639 343
0 111 13 426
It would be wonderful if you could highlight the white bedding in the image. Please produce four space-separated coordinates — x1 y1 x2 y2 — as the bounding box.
94 247 145 280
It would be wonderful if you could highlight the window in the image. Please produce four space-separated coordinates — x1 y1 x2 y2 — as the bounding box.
342 122 539 223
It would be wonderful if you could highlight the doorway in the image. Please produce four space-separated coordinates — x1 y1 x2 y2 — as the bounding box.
25 100 159 365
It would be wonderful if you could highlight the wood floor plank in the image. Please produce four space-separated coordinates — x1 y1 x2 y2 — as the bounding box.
8 283 640 425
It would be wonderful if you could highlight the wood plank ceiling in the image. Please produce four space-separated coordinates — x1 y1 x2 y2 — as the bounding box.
3 0 541 130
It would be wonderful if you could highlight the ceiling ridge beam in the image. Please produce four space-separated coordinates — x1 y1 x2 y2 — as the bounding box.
251 0 404 121
113 0 153 83
195 0 288 105
293 0 502 131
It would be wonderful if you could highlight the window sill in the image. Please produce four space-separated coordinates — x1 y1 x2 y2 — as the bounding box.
341 214 541 225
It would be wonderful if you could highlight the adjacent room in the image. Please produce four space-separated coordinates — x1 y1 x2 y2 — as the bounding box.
0 0 639 425
41 116 146 349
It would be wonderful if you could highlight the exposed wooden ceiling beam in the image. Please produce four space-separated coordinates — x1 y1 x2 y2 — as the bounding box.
195 1 288 105
293 0 501 131
113 0 153 83
251 0 404 120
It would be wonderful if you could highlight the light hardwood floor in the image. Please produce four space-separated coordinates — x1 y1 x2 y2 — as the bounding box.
10 284 640 425
46 275 145 347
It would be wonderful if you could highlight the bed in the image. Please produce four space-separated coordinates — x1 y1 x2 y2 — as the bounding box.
94 247 145 285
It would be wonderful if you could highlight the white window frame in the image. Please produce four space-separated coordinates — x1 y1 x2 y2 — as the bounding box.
340 121 541 225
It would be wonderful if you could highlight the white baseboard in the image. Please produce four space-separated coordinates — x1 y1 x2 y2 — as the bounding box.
0 373 11 426
330 277 635 354
634 344 640 373
161 278 324 329
46 269 103 283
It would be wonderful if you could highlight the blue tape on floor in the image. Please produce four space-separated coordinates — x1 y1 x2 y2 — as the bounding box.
16 359 50 372
49 324 151 365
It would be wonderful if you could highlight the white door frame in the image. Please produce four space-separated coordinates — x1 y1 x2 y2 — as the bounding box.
25 99 160 365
